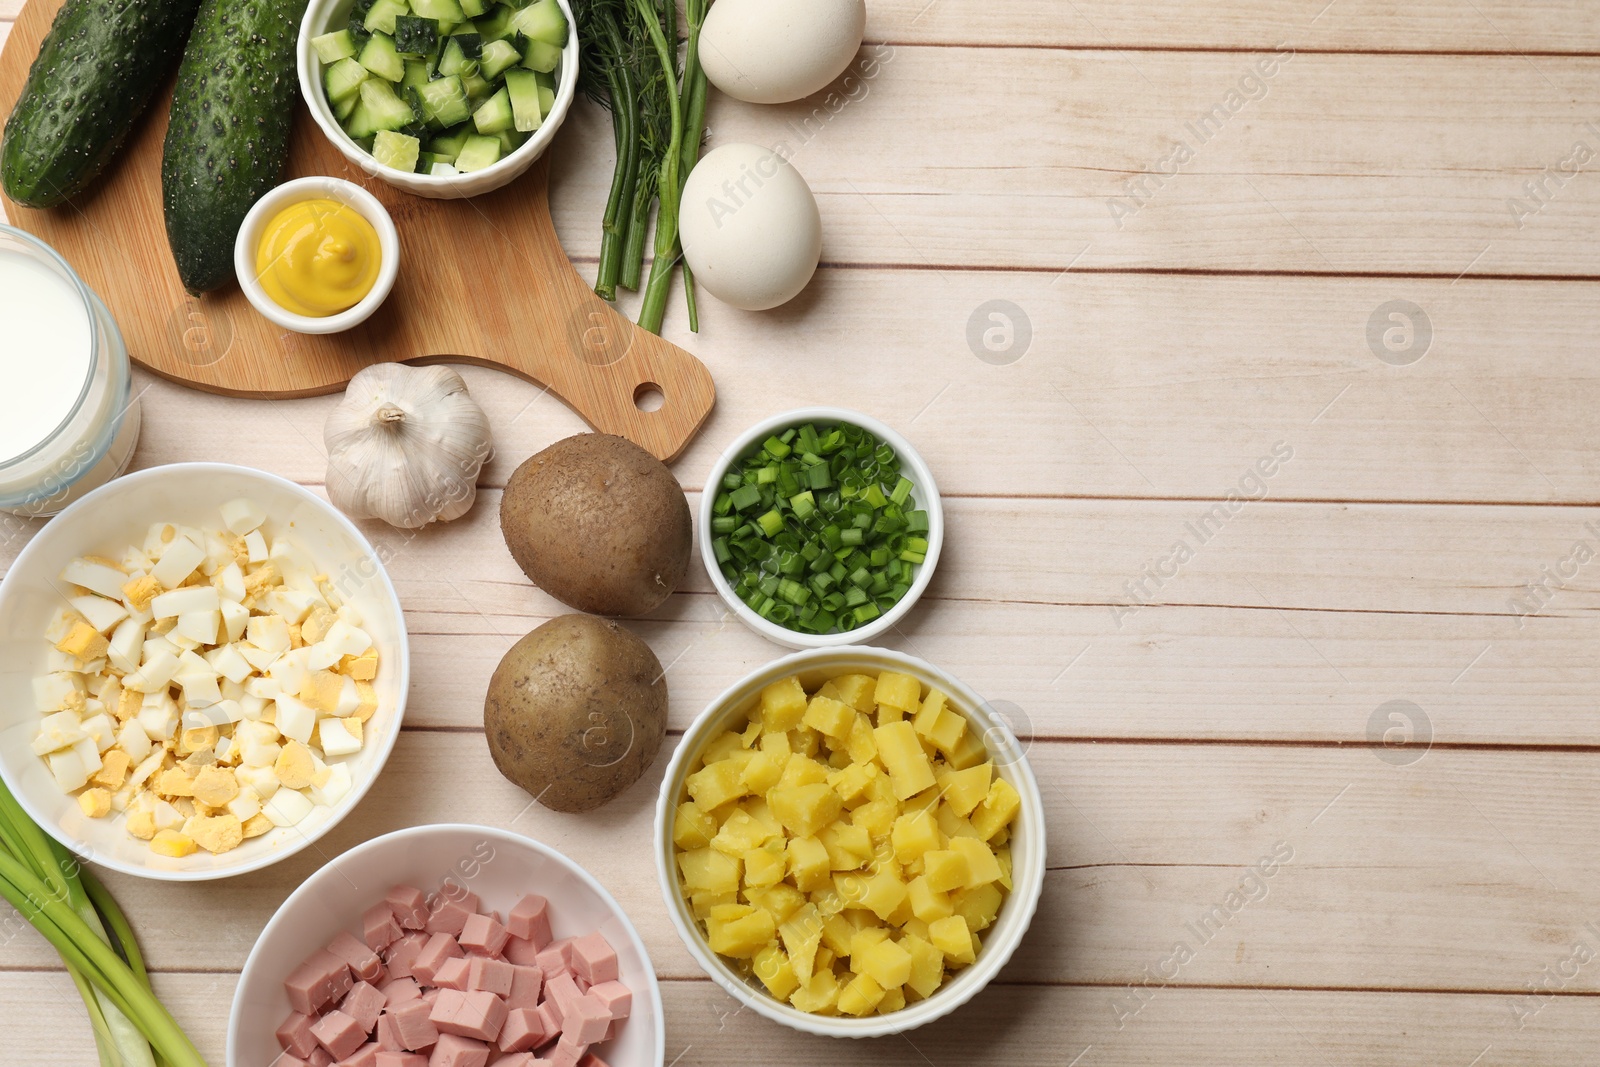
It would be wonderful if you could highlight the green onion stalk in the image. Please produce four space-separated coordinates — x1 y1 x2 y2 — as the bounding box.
0 780 206 1067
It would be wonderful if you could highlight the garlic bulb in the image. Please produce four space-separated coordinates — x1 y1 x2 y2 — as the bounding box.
324 364 493 528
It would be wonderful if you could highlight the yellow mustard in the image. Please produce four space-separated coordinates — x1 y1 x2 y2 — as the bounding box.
254 198 381 317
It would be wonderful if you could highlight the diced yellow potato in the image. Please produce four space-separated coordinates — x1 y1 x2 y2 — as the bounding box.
778 754 830 789
912 688 948 736
787 836 832 891
874 721 936 799
996 847 1013 891
78 788 112 818
952 882 1003 933
873 672 922 713
938 763 992 818
759 730 791 756
830 874 870 919
746 884 806 923
740 720 762 748
859 870 909 922
822 913 860 957
706 904 775 959
703 729 747 765
877 984 907 1014
788 969 839 1014
825 746 852 770
907 875 954 922
743 844 787 888
855 933 913 988
678 847 742 893
949 836 1003 889
936 803 982 842
802 694 855 740
760 676 809 732
837 973 885 1016
740 750 787 794
891 809 942 863
945 725 989 770
928 915 976 964
689 891 738 921
673 801 717 850
922 849 971 893
149 830 197 858
779 904 823 981
971 777 1022 840
712 808 777 854
828 761 878 805
901 934 945 998
925 709 967 756
686 759 749 811
864 772 897 806
831 673 877 713
789 727 822 758
819 822 872 871
753 944 800 1000
768 782 842 838
850 798 898 841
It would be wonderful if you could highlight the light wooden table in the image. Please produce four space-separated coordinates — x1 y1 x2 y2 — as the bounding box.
5 1 1600 1063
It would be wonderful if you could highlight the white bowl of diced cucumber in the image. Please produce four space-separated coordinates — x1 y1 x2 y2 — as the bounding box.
298 0 578 197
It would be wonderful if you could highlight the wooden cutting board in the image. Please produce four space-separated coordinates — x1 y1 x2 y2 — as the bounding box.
0 0 714 462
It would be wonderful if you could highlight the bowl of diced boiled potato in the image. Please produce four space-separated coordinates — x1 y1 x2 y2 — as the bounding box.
0 462 410 880
655 647 1045 1037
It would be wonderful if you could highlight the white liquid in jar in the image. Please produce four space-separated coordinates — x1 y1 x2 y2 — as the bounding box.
0 250 94 463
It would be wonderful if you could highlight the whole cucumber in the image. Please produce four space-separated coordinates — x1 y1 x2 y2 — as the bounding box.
1 0 202 208
161 0 306 294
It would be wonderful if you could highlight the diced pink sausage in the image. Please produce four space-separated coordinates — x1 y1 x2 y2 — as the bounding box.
340 981 387 1032
544 973 583 1015
277 1012 320 1058
602 1017 622 1042
431 989 508 1043
426 1033 490 1067
467 957 513 997
496 1007 548 1054
492 1055 536 1067
337 1041 381 1067
387 885 431 930
329 930 386 983
311 1010 368 1061
286 950 356 1015
562 996 610 1046
364 904 403 953
309 1049 335 1067
567 934 618 987
505 966 543 1010
433 957 470 991
586 981 630 1020
458 913 510 957
412 933 465 984
376 1014 404 1052
380 977 423 1007
505 896 551 949
533 939 572 979
543 1035 587 1067
384 933 429 980
375 1053 430 1067
539 993 565 1030
276 1058 312 1067
578 1054 613 1067
503 936 540 968
425 892 480 937
390 998 440 1052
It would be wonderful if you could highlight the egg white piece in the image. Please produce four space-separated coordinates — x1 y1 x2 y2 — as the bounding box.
698 0 866 104
679 143 823 311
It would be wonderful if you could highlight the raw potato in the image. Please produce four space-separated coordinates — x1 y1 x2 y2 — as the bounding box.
484 614 668 813
500 434 692 616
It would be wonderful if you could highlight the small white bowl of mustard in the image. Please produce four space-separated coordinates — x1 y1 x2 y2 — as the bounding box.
233 176 399 335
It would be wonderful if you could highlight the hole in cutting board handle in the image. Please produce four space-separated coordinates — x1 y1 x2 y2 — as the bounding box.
633 382 665 412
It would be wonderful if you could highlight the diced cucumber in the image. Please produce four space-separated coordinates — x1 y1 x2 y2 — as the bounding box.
494 128 525 154
363 0 409 35
358 32 406 81
413 74 472 127
410 0 465 21
325 56 370 104
358 77 420 130
430 161 459 176
458 0 486 16
393 15 438 55
461 70 493 102
453 133 501 172
503 68 542 132
372 129 422 172
401 58 433 93
537 82 554 116
474 5 513 40
472 86 513 134
438 34 479 76
419 150 453 168
519 39 559 73
334 92 360 122
428 124 472 157
312 28 359 63
478 38 520 79
508 0 565 47
345 101 380 139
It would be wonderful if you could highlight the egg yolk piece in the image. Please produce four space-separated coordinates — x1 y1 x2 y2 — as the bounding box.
255 198 381 317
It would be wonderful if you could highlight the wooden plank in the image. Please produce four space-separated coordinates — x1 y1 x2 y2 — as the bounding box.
542 51 1600 277
3 971 1596 1067
61 255 1600 506
5 735 1596 995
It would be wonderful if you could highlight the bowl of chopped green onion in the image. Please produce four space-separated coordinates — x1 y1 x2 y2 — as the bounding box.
700 408 943 649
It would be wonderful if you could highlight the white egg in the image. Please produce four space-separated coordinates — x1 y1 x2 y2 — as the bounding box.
697 0 867 105
679 143 822 311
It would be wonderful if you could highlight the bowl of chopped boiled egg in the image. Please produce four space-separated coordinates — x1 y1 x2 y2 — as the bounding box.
0 462 410 880
654 646 1046 1037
